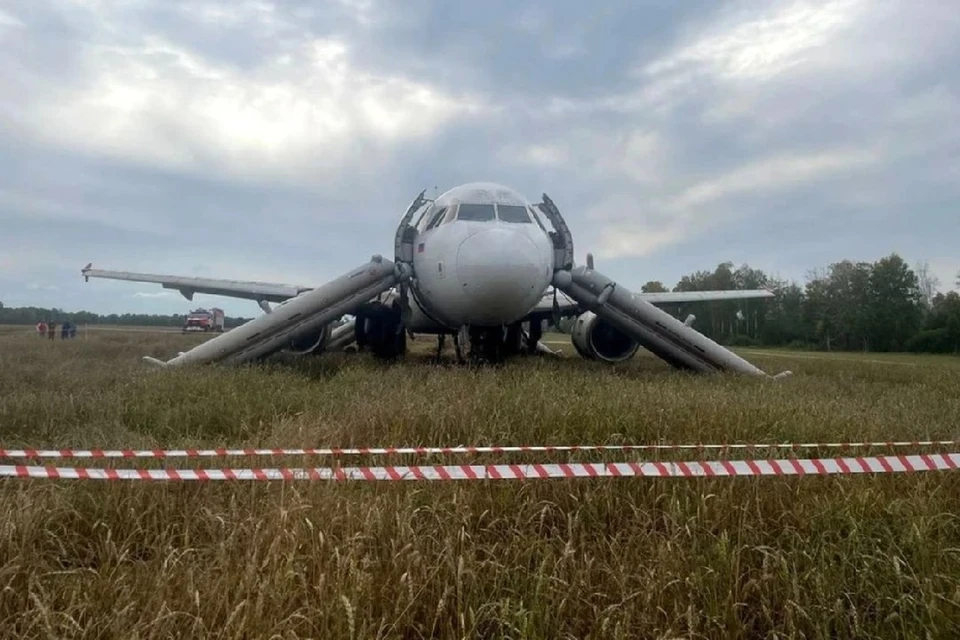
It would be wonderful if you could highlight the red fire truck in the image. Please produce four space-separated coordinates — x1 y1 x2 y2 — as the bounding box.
182 308 225 333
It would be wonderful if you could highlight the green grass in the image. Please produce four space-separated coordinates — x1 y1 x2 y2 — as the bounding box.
1 330 959 638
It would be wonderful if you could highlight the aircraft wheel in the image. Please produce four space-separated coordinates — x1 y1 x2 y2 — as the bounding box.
527 318 543 355
504 323 523 357
468 327 507 365
354 302 378 352
363 301 406 360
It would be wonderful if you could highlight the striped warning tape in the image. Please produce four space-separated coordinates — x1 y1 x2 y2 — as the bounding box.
2 453 958 481
0 440 957 459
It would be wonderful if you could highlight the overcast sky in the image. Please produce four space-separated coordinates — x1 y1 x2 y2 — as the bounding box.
1 0 958 317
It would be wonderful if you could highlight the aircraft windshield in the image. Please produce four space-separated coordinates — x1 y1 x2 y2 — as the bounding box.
424 206 448 230
497 204 531 223
528 206 549 232
456 203 496 221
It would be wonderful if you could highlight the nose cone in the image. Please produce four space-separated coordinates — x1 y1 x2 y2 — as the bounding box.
456 228 550 325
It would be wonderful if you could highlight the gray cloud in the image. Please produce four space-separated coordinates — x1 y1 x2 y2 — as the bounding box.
0 0 958 316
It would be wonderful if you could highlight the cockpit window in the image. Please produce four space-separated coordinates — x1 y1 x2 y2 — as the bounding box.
528 205 549 233
456 203 496 221
497 204 531 223
412 204 431 229
424 206 448 230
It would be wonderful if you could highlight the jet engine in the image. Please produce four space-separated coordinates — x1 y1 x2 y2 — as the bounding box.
570 310 639 363
286 323 333 355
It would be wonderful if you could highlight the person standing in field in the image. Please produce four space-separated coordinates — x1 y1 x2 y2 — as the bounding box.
47 321 56 340
61 321 71 340
36 321 47 338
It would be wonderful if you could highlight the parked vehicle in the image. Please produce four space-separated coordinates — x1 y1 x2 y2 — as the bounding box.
182 308 225 333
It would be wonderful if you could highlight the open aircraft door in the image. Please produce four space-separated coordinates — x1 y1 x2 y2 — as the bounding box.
534 193 788 378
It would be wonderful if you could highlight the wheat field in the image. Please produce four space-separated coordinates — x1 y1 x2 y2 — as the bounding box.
0 327 959 638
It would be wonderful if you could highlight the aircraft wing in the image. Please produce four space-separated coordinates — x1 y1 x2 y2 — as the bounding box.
632 289 775 304
528 287 775 317
80 264 311 303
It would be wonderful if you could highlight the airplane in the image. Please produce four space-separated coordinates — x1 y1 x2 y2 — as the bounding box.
81 182 788 377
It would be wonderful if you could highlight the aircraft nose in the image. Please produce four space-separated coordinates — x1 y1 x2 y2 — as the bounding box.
456 228 548 325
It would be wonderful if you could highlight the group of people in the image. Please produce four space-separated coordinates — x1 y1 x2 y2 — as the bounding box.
35 320 77 340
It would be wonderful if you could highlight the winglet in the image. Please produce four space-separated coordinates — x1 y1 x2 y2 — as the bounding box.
773 370 793 380
82 263 92 282
141 356 168 368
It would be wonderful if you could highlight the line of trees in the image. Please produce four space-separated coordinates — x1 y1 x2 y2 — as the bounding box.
0 305 253 329
634 255 960 354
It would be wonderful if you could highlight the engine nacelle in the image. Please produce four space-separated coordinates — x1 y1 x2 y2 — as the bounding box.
570 310 639 363
286 323 333 355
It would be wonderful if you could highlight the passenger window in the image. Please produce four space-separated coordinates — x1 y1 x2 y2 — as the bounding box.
424 207 447 230
456 203 496 221
497 204 531 223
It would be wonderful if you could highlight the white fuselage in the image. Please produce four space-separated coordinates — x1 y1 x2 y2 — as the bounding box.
401 182 556 332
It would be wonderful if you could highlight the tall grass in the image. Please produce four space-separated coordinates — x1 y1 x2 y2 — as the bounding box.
1 329 958 638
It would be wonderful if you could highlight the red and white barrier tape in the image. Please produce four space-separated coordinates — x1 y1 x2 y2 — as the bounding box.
1 440 958 459
2 453 958 481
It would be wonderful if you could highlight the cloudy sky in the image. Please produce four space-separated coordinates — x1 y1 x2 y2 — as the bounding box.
1 0 958 316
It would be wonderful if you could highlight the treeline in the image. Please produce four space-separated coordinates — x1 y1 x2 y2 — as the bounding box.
556 253 958 354
637 253 959 353
3 253 958 354
0 304 253 329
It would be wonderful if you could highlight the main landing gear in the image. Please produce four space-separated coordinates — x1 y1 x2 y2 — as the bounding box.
350 301 553 366
353 300 406 360
451 322 541 365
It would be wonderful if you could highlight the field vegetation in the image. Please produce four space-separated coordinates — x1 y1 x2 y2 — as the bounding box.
1 329 959 638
